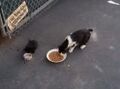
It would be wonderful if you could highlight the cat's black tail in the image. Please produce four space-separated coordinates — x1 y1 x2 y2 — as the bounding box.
88 29 93 32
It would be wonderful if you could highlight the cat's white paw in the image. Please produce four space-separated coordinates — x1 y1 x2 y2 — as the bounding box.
80 45 86 50
69 48 74 53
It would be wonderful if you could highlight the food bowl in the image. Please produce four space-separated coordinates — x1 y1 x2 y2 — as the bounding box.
46 48 67 63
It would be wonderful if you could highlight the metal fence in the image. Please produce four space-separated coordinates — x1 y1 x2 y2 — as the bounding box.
0 0 57 38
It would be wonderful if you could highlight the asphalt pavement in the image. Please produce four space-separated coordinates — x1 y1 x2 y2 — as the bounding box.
0 0 120 89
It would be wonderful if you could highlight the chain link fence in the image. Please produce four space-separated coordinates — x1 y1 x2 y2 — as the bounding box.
0 0 57 38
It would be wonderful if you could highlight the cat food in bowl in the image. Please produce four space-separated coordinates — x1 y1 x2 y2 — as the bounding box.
47 48 67 63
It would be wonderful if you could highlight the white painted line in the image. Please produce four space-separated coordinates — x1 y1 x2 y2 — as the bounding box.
107 0 120 5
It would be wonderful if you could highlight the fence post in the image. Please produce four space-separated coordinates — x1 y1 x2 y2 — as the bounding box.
0 2 11 38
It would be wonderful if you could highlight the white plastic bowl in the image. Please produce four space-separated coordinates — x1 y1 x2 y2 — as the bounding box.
46 48 67 63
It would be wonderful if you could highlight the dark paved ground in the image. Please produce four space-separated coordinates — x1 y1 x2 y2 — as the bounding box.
0 0 120 89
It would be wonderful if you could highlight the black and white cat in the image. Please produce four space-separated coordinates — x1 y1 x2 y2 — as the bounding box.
58 28 93 54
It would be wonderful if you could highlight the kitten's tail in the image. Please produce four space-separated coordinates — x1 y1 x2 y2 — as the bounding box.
88 29 93 32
